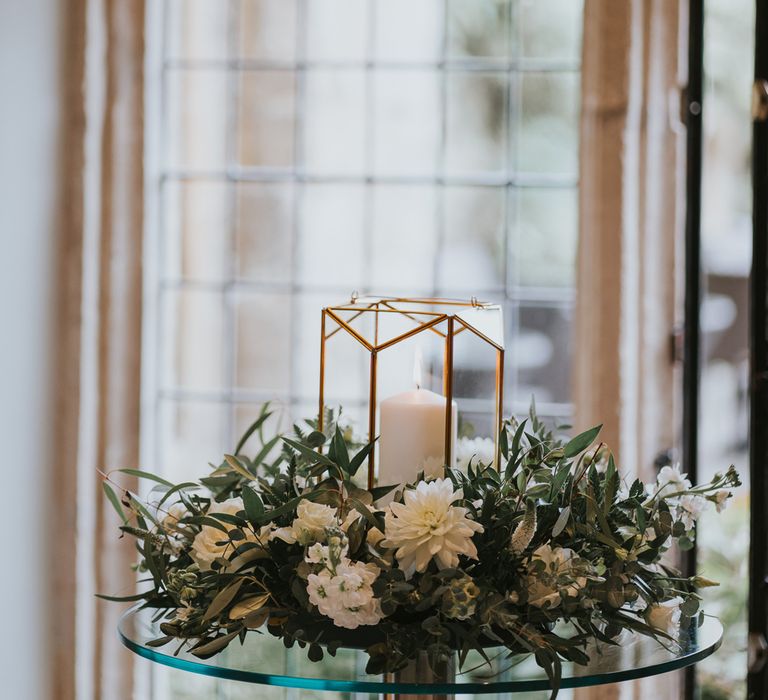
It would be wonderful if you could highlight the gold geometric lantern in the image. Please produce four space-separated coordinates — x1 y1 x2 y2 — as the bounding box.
318 295 505 488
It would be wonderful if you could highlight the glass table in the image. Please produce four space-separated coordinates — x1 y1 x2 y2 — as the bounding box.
119 606 722 697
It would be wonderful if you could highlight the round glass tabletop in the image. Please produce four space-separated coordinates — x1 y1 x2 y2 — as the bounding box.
119 606 722 695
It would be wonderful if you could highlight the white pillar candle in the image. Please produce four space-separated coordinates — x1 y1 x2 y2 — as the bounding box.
378 388 457 486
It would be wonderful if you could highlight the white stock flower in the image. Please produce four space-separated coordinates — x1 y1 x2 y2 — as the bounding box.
526 544 586 609
382 478 483 578
191 498 262 570
674 494 709 530
714 490 731 513
456 436 496 469
271 500 338 546
306 560 382 629
656 465 692 498
645 597 683 636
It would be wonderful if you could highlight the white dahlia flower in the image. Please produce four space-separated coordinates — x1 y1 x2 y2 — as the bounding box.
381 478 483 578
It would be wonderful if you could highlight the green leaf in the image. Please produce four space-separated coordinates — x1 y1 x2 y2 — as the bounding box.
95 591 153 602
282 437 336 467
369 483 397 501
223 454 255 481
126 493 159 525
635 505 647 532
347 497 385 532
499 425 509 460
551 505 571 537
146 636 174 648
563 425 602 458
234 405 272 455
204 578 245 621
306 430 326 447
191 629 241 658
506 419 528 479
348 441 374 478
102 482 128 524
549 464 571 500
157 481 200 508
681 597 700 617
250 435 281 470
329 427 350 473
116 469 174 488
253 491 323 526
242 485 265 523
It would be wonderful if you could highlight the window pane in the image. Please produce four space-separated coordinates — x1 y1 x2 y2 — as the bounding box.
239 0 297 61
519 0 583 62
238 71 296 168
303 70 366 175
161 289 226 392
234 293 292 393
447 0 511 58
298 184 366 289
373 71 440 176
517 71 579 176
158 400 228 484
235 182 294 283
166 0 229 61
162 180 230 282
438 186 506 292
165 69 228 170
305 0 368 62
512 187 577 288
515 303 572 406
446 72 508 174
374 0 442 61
370 185 438 292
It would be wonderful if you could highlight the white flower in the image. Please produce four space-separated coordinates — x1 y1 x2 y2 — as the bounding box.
161 504 187 532
714 490 731 513
306 560 382 629
191 498 262 570
674 494 709 530
456 436 496 469
306 543 333 566
381 479 484 578
656 465 692 498
645 597 683 636
526 544 587 609
271 500 338 546
509 503 537 554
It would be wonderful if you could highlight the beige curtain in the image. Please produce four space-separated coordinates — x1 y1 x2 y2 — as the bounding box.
575 1 686 699
52 1 145 699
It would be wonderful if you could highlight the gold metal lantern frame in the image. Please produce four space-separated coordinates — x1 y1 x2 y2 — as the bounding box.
317 295 505 488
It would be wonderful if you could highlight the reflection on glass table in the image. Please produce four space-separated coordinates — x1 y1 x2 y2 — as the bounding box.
119 606 722 696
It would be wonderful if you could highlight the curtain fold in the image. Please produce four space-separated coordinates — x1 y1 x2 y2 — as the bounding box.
575 1 686 699
52 1 145 698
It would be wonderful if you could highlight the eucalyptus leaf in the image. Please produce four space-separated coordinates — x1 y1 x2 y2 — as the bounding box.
563 425 602 458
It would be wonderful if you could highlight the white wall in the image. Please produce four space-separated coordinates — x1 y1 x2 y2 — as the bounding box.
0 1 62 698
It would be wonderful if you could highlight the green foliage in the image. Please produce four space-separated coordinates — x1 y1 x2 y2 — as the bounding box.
100 401 740 698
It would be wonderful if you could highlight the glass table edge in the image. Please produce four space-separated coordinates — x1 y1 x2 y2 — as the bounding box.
118 609 723 695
